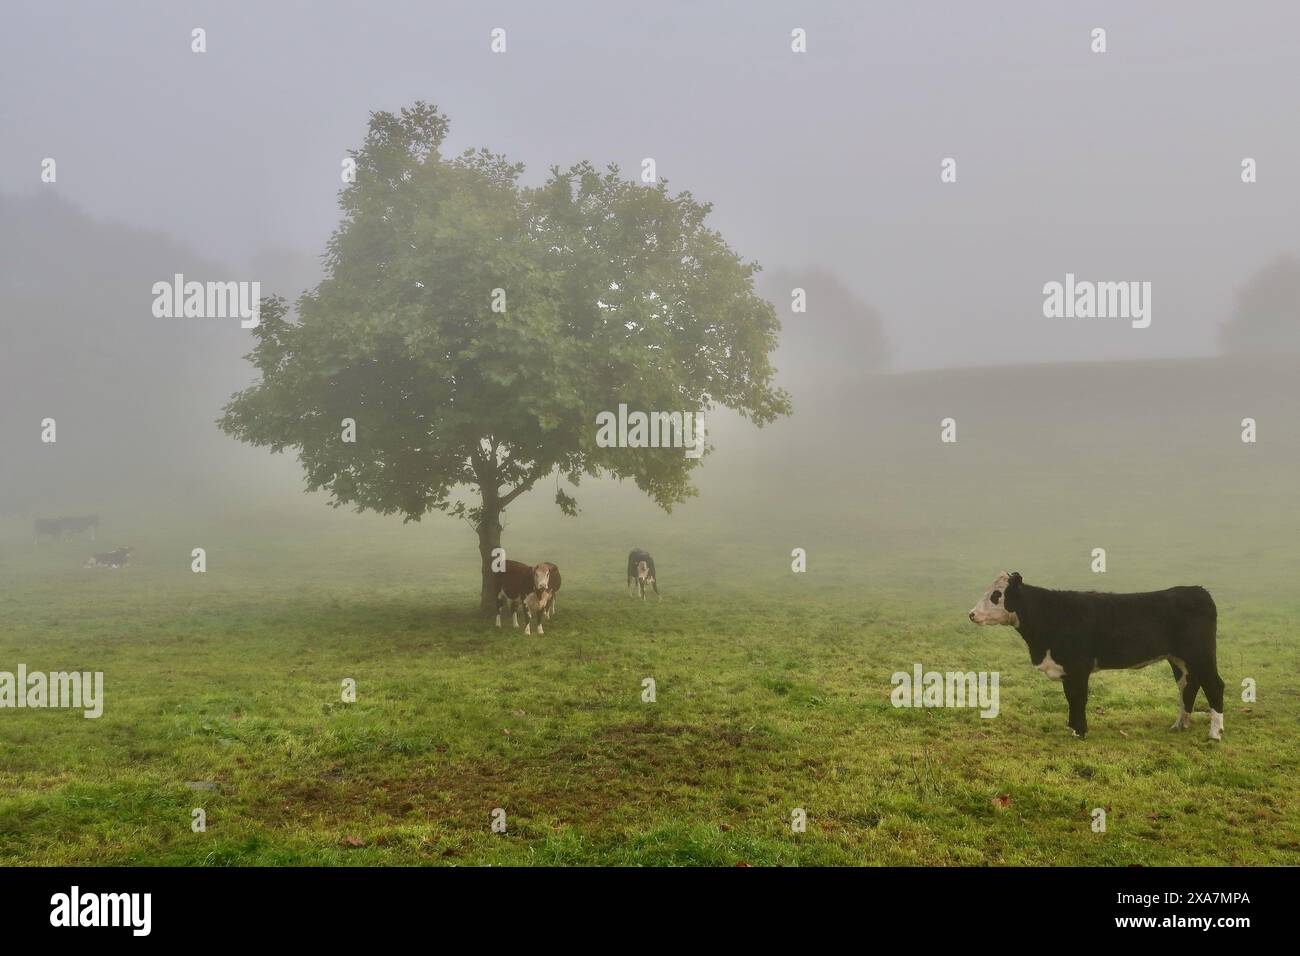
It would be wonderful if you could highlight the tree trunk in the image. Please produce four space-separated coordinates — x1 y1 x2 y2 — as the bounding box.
477 504 503 616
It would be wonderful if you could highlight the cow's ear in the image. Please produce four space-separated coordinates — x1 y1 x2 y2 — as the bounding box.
1008 572 1022 589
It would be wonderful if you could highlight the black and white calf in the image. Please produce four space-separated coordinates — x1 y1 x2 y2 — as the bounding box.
83 546 133 569
968 571 1224 740
626 549 659 600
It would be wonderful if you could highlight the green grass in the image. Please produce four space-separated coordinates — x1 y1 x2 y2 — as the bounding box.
1 357 1298 865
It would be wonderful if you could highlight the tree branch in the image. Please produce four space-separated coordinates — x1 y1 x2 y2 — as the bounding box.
499 466 547 508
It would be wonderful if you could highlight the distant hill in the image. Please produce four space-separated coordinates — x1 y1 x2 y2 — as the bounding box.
0 193 254 512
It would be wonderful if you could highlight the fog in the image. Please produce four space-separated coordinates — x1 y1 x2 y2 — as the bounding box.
3 0 1299 519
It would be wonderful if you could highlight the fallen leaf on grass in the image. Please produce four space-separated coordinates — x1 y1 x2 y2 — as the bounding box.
992 794 1013 810
343 835 365 847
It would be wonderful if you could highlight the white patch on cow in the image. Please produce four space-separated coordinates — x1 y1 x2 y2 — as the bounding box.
968 572 1019 626
1170 656 1188 689
1037 650 1065 680
495 612 501 627
512 611 518 628
1171 709 1191 730
1209 709 1224 740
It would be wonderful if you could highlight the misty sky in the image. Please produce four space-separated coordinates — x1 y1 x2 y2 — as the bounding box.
3 0 1299 369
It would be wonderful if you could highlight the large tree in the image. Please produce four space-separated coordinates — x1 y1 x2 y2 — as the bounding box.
219 103 790 612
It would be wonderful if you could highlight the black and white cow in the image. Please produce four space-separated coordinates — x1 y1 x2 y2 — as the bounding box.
83 546 133 569
968 571 1224 740
626 549 659 600
495 559 550 635
35 515 99 544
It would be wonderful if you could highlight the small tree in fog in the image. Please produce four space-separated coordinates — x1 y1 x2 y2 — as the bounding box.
759 269 888 381
219 103 790 613
1219 255 1300 355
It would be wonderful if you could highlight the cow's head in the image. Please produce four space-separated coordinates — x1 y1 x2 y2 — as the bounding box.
533 563 551 594
636 560 650 581
968 571 1022 626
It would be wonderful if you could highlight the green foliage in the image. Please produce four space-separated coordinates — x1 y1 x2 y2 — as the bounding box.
219 102 790 525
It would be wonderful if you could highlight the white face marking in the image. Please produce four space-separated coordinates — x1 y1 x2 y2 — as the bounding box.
1208 710 1224 740
969 572 1019 626
1036 650 1065 680
534 565 551 593
637 560 649 580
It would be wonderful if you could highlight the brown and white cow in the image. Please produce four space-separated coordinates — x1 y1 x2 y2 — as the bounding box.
536 562 561 619
495 559 551 635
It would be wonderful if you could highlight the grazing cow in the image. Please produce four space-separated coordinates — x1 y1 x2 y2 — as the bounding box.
35 515 99 544
626 549 659 600
83 546 133 569
968 571 1224 740
494 559 550 635
536 562 561 619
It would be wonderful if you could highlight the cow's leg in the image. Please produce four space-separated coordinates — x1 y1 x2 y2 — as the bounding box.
523 598 541 635
1168 659 1193 730
1201 662 1225 741
1063 671 1089 738
1186 627 1224 740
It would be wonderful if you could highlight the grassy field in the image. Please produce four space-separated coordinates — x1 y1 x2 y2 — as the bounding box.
1 358 1298 865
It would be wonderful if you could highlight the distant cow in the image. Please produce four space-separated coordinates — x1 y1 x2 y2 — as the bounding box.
84 546 133 569
626 549 659 600
35 515 99 544
536 562 561 619
495 559 550 635
969 571 1224 740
